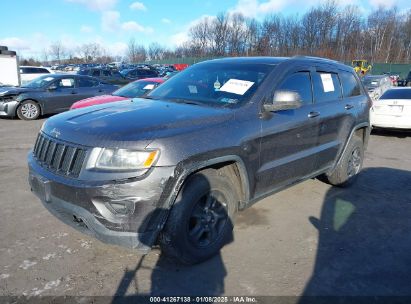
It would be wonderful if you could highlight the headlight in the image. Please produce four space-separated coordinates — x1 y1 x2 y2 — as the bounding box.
86 148 159 171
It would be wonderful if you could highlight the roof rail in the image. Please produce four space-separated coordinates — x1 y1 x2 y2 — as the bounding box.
291 55 341 64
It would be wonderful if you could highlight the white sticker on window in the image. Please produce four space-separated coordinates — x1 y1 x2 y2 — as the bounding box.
61 79 72 87
188 85 198 94
219 79 254 95
320 74 334 93
44 77 54 81
143 84 155 90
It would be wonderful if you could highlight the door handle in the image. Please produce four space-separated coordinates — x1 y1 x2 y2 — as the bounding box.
308 111 320 118
71 91 77 94
345 104 354 110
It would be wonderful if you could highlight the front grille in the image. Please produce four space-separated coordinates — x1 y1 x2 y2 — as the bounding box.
33 133 87 178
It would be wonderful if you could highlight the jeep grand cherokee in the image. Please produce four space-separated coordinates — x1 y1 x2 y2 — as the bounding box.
28 56 371 264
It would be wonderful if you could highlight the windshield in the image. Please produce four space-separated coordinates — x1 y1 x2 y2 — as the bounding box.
113 81 160 98
380 89 411 100
147 62 274 107
22 75 57 88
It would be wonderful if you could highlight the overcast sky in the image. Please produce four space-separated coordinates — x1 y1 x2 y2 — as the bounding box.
1 0 410 58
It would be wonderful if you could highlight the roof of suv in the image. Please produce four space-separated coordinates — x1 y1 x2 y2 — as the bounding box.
207 56 348 69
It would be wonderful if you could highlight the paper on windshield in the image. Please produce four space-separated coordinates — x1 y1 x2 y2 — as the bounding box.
320 74 334 92
61 79 72 87
219 79 254 95
143 84 155 90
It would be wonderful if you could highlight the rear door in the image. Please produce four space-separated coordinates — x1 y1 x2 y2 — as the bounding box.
75 77 103 102
311 68 359 170
256 69 321 196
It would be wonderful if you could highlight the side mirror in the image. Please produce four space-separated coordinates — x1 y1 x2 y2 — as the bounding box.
48 84 57 91
263 90 302 112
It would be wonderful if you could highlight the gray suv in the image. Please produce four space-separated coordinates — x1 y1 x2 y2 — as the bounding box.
28 57 371 264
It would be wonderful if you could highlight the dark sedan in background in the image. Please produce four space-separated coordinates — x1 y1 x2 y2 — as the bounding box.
0 74 118 120
120 68 158 81
77 68 129 85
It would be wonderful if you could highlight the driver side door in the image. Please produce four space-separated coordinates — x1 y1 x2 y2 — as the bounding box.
42 77 77 113
256 70 321 196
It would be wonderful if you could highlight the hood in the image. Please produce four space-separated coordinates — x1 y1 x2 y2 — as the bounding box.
70 95 127 109
42 98 234 148
0 86 40 96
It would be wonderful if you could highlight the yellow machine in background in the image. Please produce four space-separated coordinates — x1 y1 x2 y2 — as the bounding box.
352 60 372 76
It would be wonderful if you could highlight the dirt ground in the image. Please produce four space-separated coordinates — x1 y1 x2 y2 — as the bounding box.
0 117 410 298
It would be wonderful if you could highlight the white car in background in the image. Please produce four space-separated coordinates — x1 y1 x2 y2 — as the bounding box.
19 66 54 85
370 88 411 129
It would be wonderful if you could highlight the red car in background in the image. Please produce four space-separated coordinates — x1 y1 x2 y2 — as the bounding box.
70 77 164 110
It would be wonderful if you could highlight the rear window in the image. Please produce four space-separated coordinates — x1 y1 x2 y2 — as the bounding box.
77 77 99 87
340 71 361 97
312 72 342 103
380 89 411 100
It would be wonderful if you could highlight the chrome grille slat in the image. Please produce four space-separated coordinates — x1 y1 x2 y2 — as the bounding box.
32 133 87 178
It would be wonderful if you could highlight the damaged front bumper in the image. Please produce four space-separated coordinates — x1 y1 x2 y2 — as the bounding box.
0 100 19 117
28 152 176 252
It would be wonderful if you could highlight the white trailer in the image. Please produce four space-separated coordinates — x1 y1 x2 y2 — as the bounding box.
0 46 20 87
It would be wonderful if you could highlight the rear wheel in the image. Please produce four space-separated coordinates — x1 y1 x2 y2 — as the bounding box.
17 100 40 120
321 135 364 187
159 169 238 265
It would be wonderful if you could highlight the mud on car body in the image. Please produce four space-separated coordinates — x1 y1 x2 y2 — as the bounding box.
28 56 372 264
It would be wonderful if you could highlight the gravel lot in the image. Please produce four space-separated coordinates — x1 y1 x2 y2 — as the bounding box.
0 117 410 298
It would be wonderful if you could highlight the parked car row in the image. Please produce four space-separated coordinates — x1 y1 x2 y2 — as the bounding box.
0 73 166 120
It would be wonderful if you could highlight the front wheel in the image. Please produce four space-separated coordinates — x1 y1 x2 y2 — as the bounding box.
322 135 364 187
17 100 40 120
159 169 238 265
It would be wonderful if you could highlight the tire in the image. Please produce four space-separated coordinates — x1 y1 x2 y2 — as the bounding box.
322 135 364 187
159 169 238 265
17 100 40 120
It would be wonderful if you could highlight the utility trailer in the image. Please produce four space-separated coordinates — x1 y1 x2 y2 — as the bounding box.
0 46 20 87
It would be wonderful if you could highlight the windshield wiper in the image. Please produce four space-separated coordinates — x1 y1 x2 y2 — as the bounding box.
165 98 204 106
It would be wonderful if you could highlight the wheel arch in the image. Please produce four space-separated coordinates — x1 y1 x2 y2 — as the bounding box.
333 122 370 171
16 98 43 116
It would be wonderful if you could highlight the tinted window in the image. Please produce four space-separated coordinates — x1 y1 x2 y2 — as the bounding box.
77 70 89 75
276 72 313 104
102 70 111 76
77 77 99 87
313 72 342 103
91 70 100 77
340 71 361 97
36 68 49 74
380 89 411 100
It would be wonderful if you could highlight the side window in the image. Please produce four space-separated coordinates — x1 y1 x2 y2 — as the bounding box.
37 68 49 74
276 72 313 105
56 78 75 88
102 70 111 76
77 77 99 88
339 71 361 97
91 70 100 77
312 72 342 103
20 68 28 74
